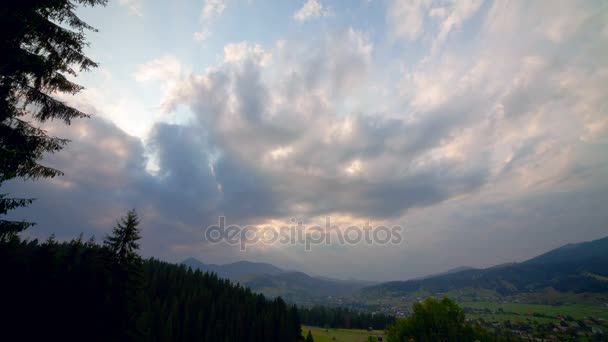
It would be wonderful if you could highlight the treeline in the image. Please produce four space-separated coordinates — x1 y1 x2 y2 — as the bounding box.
0 211 301 342
142 259 301 341
299 305 395 330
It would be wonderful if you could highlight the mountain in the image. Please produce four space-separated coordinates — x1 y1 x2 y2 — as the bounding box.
181 258 284 280
361 236 608 297
315 275 379 287
415 266 478 280
182 258 371 301
524 236 608 265
242 271 370 301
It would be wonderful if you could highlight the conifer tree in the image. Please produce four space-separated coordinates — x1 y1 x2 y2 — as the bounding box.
289 306 302 340
0 0 107 237
104 209 143 341
105 209 141 266
306 330 314 342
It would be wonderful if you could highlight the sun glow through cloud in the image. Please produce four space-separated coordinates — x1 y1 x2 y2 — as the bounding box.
7 0 608 281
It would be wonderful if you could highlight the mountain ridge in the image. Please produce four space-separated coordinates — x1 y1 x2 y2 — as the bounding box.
181 258 284 280
361 235 608 297
181 257 373 301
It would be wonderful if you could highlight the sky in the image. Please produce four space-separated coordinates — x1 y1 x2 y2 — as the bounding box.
6 0 608 281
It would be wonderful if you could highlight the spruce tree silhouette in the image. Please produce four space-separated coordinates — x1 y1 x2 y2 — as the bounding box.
0 0 107 240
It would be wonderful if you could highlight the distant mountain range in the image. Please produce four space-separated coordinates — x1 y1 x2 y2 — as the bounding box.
361 236 608 297
181 258 375 301
182 236 608 302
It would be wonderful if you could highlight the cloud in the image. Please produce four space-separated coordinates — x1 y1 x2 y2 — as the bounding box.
133 55 188 115
156 30 493 221
224 42 273 66
4 116 151 240
193 0 227 42
7 0 608 279
118 0 143 16
387 0 482 51
387 0 431 41
193 29 210 42
203 0 226 19
4 115 224 260
430 0 483 54
293 0 332 22
134 55 183 83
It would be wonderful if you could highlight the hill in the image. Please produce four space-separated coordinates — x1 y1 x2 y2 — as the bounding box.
524 236 608 265
415 266 478 280
361 235 608 297
243 271 370 301
181 257 284 279
182 258 371 302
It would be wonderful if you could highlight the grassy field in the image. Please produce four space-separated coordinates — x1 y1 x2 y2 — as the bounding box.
302 325 385 342
466 313 556 324
462 301 608 320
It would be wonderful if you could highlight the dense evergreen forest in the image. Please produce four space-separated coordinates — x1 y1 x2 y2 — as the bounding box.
0 211 302 342
299 306 395 330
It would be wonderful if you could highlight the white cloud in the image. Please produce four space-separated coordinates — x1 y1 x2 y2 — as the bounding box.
387 0 431 41
431 0 483 54
118 0 143 16
429 6 448 19
388 0 482 50
223 42 272 66
268 146 293 160
193 0 227 42
202 0 226 19
293 0 332 22
345 159 363 176
193 29 210 42
134 55 189 115
134 55 183 83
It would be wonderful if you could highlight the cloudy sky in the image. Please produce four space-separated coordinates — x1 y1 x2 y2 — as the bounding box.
7 0 608 280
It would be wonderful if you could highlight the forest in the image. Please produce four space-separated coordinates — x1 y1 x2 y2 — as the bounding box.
299 306 395 330
0 211 302 341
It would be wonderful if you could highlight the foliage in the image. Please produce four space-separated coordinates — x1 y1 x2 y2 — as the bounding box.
105 209 144 341
142 259 301 342
0 0 106 237
306 330 314 342
105 209 142 266
0 211 302 341
385 297 478 342
299 305 396 330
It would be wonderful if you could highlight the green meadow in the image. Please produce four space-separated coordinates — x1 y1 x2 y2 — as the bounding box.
462 301 608 321
302 325 385 342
